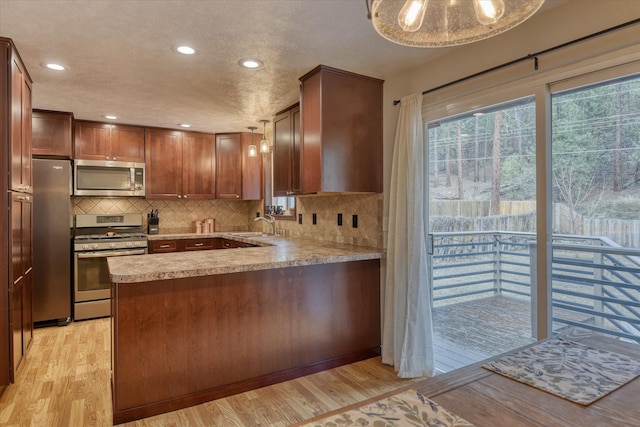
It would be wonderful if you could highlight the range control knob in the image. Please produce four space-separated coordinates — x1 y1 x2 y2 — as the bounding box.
92 244 100 250
109 242 117 248
83 244 91 250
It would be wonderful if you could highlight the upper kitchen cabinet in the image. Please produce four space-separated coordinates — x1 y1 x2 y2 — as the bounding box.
145 128 215 199
215 132 262 200
32 110 73 158
299 65 383 193
7 40 33 193
272 103 300 197
74 121 145 162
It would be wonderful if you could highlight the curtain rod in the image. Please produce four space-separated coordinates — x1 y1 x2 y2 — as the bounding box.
392 18 640 106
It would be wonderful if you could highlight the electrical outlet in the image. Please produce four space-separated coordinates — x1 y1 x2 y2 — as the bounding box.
256 212 260 218
352 214 358 228
298 213 302 224
337 213 343 226
312 213 317 225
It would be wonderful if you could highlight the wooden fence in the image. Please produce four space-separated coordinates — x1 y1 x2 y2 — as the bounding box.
430 200 640 248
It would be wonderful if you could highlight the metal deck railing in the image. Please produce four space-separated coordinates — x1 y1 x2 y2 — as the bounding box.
430 231 640 344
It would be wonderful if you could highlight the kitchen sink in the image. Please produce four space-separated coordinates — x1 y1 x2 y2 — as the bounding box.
228 232 267 237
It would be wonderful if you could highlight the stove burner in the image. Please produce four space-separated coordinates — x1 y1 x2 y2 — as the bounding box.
74 232 147 241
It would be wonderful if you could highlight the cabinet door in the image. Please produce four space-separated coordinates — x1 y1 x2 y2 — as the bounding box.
291 105 301 194
272 109 293 197
110 125 145 162
145 129 184 199
241 132 262 200
215 134 242 199
32 110 73 157
183 132 215 199
23 271 33 351
74 121 110 160
11 279 23 374
10 53 32 193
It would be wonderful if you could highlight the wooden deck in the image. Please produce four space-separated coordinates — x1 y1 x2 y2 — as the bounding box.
433 295 537 372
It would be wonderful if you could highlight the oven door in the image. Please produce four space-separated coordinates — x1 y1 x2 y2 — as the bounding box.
74 249 146 302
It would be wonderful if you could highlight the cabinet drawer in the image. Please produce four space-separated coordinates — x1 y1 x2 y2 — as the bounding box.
183 238 215 251
148 240 179 253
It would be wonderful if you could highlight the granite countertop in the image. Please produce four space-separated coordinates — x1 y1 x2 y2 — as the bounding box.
108 233 385 283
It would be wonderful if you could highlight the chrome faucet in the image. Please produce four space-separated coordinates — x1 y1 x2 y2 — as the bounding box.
254 214 276 236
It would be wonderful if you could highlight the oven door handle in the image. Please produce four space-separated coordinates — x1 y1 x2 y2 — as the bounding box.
76 249 147 258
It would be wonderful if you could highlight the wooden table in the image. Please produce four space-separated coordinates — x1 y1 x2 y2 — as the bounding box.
293 331 640 426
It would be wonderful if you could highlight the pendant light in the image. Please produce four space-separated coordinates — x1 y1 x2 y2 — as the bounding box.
368 0 545 48
247 126 258 157
259 119 270 154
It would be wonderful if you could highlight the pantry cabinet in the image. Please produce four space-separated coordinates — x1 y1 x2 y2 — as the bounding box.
299 65 383 193
74 121 145 162
9 44 32 194
272 103 301 197
10 192 33 374
1 37 33 390
145 128 215 199
32 110 73 157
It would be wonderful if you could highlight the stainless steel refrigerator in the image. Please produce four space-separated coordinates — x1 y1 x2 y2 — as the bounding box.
33 159 72 325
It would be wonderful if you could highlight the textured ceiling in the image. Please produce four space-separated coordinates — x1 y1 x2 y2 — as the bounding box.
0 0 440 133
0 0 556 134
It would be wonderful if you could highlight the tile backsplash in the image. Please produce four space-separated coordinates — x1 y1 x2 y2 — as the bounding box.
73 193 383 248
73 197 262 234
270 193 383 249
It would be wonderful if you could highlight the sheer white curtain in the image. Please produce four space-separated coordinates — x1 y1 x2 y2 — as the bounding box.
382 92 434 378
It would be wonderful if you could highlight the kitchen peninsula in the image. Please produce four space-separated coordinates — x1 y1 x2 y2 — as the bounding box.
108 234 384 424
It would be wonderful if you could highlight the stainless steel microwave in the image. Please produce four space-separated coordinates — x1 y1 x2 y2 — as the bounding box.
74 159 145 197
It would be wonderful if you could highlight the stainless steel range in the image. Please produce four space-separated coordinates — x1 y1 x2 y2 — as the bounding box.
73 214 147 320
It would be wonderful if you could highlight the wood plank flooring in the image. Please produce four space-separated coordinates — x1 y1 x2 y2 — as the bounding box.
0 318 423 426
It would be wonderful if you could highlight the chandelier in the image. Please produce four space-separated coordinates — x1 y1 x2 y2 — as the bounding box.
368 0 545 48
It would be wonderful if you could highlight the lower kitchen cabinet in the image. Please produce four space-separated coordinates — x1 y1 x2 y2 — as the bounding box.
9 191 33 377
148 237 255 253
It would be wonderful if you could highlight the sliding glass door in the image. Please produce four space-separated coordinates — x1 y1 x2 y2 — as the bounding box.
427 97 537 373
550 70 640 341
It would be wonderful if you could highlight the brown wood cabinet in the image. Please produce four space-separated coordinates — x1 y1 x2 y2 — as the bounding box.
111 259 380 423
148 238 255 253
1 37 33 392
215 132 262 200
215 133 242 199
9 191 33 378
272 103 301 197
9 44 32 194
145 128 215 199
32 110 73 157
74 121 145 162
299 65 383 193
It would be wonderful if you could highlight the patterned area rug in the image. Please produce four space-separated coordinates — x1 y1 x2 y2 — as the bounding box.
483 337 640 405
299 389 474 427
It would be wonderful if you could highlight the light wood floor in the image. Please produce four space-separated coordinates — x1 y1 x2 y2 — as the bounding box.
0 318 422 426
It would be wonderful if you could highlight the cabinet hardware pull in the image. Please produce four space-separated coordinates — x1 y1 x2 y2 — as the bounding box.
178 195 182 198
17 196 28 201
159 244 170 248
194 243 204 247
184 195 188 198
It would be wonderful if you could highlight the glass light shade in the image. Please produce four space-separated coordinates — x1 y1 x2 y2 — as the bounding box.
248 144 258 157
371 0 545 48
259 138 270 153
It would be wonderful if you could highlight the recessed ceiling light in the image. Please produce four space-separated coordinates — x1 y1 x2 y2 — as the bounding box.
45 63 65 71
238 58 263 69
176 46 195 55
179 123 192 128
103 115 118 120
